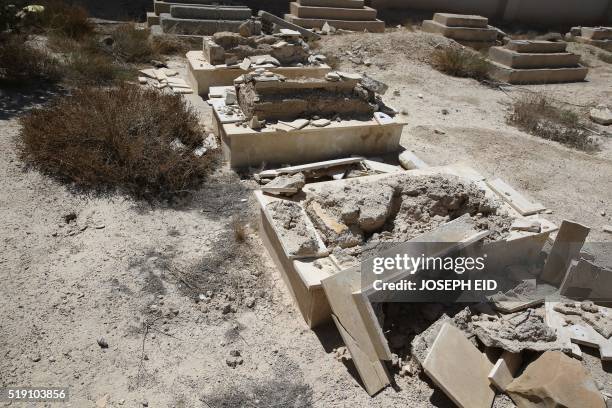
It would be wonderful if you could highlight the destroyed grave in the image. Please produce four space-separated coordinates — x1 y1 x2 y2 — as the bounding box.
208 68 405 168
254 151 611 406
188 29 331 94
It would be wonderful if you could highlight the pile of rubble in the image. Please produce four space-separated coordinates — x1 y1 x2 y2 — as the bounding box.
187 28 332 95
255 147 612 406
138 65 194 94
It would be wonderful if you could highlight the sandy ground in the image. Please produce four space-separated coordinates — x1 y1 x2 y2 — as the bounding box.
1 29 612 407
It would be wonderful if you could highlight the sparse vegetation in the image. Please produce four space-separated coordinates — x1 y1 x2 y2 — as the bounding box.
18 85 217 198
111 24 155 63
508 94 597 151
232 216 248 242
0 34 62 86
37 0 94 40
598 52 612 64
431 46 491 80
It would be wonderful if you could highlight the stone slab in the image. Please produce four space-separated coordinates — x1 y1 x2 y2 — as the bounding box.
506 40 567 53
488 61 588 84
146 11 160 27
422 19 497 41
560 259 612 301
290 2 377 21
506 351 605 408
433 12 488 28
540 220 590 286
299 0 365 7
423 323 495 408
574 36 612 51
489 47 580 69
486 178 545 215
170 5 252 20
581 26 612 40
259 10 321 40
284 14 385 32
160 14 259 36
218 116 405 168
488 351 522 392
187 51 331 95
398 150 428 170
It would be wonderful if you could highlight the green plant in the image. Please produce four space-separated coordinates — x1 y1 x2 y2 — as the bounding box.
19 85 217 198
431 46 490 80
508 94 597 151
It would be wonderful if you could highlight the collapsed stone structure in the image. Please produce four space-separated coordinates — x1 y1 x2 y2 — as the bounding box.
209 69 405 167
422 13 498 49
188 30 331 94
284 0 385 33
147 0 260 36
488 40 588 84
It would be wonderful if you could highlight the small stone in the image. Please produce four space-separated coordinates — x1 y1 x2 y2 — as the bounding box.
31 354 41 362
441 108 449 115
246 297 256 308
221 303 232 314
97 337 109 349
417 93 424 99
434 128 445 135
94 224 105 229
150 60 167 68
138 76 147 85
230 349 241 357
590 105 612 125
393 90 400 96
311 119 331 127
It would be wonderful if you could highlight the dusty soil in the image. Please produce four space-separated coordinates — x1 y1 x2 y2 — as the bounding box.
1 28 612 407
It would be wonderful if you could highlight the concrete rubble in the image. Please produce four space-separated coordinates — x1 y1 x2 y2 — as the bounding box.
488 39 589 84
590 105 612 125
422 13 499 49
138 66 194 94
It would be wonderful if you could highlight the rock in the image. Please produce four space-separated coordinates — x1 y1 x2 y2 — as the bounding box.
245 297 256 308
138 76 147 84
31 353 41 362
581 300 599 313
321 22 332 35
590 105 612 125
229 349 241 357
361 74 388 95
325 72 340 82
221 303 232 314
311 118 331 127
506 351 605 408
225 89 237 105
150 59 167 68
97 337 109 349
96 394 110 408
239 20 257 37
100 36 114 47
226 356 243 368
249 115 264 130
393 90 400 96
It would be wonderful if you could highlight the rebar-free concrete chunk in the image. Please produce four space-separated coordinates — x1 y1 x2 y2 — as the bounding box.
433 13 488 28
506 351 605 408
423 323 495 408
488 351 522 391
540 220 590 286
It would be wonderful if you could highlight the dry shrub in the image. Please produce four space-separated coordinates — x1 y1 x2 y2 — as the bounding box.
65 50 130 84
151 35 191 56
19 85 216 198
111 24 154 63
0 34 62 86
431 46 490 80
508 94 597 151
232 216 247 242
599 52 612 64
38 0 94 40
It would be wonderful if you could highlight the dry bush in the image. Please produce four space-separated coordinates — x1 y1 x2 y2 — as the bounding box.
151 35 191 56
232 216 248 242
19 85 217 198
599 52 612 64
508 94 597 151
431 46 490 80
38 0 94 40
65 49 131 84
0 34 62 86
111 24 154 63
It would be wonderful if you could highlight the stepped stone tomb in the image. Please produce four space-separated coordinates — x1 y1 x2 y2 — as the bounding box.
147 0 260 36
422 13 498 49
488 40 588 84
284 0 385 33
